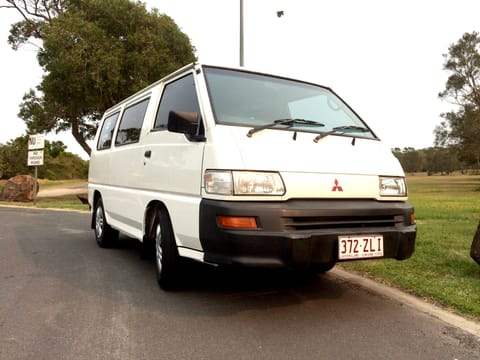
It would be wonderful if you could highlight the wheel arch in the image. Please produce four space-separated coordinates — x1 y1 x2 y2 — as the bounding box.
144 200 172 243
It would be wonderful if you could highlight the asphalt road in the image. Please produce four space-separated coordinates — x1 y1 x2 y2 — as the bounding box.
1 207 479 360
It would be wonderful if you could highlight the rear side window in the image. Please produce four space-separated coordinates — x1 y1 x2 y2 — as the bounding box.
154 74 200 130
97 112 120 150
115 97 150 146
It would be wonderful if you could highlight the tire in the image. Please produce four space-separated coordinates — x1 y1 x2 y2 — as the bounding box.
94 197 119 248
310 262 336 273
292 262 335 281
153 208 181 290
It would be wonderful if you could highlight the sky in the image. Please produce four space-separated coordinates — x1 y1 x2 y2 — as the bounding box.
1 0 479 159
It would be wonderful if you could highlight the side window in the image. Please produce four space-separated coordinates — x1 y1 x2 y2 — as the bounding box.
115 97 150 146
154 74 201 130
97 112 120 150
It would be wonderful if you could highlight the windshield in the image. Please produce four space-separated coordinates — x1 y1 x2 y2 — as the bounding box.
203 67 376 140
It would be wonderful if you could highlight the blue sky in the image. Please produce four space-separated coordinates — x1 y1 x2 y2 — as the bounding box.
1 0 479 158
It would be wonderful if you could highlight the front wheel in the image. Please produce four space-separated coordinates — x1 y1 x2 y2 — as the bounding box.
153 208 182 290
310 262 336 273
94 197 118 248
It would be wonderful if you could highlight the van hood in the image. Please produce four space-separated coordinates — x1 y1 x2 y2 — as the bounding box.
225 127 404 176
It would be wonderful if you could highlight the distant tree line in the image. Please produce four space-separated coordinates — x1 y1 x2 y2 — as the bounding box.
0 136 88 180
392 147 466 175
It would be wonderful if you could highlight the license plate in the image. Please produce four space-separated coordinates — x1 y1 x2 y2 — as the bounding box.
338 235 384 260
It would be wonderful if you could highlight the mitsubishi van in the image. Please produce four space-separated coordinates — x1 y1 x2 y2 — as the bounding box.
88 63 416 290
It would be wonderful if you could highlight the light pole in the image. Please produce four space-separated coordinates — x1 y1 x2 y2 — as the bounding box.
240 2 284 67
239 0 244 67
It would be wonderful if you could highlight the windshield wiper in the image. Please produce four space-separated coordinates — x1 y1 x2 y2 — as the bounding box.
313 125 369 143
247 118 324 137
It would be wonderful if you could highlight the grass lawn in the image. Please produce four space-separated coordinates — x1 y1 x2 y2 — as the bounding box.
342 174 480 320
0 179 89 211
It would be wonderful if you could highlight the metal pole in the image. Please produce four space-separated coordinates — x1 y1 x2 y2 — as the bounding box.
33 166 37 206
240 0 244 66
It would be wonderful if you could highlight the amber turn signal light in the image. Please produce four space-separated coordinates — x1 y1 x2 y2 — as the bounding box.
216 216 257 229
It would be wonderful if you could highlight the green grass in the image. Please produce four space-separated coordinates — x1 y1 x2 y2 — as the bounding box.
0 194 89 211
342 174 480 320
33 195 89 211
0 179 89 211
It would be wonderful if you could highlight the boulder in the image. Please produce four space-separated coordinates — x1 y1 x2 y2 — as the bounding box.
471 221 480 265
1 175 39 202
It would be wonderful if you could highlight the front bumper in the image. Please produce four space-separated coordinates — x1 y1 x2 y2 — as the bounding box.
199 199 416 268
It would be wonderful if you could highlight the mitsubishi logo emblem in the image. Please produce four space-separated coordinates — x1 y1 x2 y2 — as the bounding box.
331 179 343 192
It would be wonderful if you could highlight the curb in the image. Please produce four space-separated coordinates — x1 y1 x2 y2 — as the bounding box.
330 267 480 339
0 203 89 214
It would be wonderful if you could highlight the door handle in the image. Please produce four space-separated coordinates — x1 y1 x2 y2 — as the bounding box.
144 150 152 158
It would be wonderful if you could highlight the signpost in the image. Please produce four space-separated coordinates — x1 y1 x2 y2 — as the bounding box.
28 134 45 205
27 150 44 166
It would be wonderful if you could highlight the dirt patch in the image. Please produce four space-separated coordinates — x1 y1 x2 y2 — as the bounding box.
37 184 87 197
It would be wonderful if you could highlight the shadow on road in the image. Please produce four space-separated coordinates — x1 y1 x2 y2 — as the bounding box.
110 235 347 316
19 225 348 316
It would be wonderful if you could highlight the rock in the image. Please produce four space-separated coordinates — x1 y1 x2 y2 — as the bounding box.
471 221 480 265
1 175 39 202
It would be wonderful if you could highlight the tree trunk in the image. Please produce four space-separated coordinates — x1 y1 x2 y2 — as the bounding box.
71 117 91 157
471 221 480 265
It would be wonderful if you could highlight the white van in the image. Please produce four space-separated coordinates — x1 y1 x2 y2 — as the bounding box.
88 63 416 290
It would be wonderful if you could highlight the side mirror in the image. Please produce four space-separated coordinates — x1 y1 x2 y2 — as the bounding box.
167 111 206 142
168 111 198 134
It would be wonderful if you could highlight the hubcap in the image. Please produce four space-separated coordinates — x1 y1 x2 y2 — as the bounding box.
155 223 163 273
95 206 104 238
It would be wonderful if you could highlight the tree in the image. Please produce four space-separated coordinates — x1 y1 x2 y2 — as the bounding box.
45 140 67 158
3 0 196 156
392 147 464 174
392 147 425 173
0 137 29 178
39 151 89 179
424 147 461 175
435 31 480 168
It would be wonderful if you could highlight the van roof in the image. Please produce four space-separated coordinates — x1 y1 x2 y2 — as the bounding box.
103 62 199 115
102 62 333 116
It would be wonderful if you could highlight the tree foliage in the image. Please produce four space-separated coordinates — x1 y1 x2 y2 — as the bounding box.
3 0 196 156
424 147 461 175
0 136 29 178
392 147 425 173
392 147 463 175
435 31 480 167
0 136 88 179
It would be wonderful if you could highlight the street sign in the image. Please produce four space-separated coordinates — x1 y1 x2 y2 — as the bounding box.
27 134 45 206
28 150 44 166
28 134 45 150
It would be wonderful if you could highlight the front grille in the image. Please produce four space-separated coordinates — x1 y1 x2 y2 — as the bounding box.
283 214 405 231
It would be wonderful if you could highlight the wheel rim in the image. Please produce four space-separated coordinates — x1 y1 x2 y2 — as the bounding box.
95 206 104 238
155 223 163 274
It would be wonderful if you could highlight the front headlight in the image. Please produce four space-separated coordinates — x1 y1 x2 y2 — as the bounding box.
204 170 233 195
379 176 407 197
204 170 285 195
